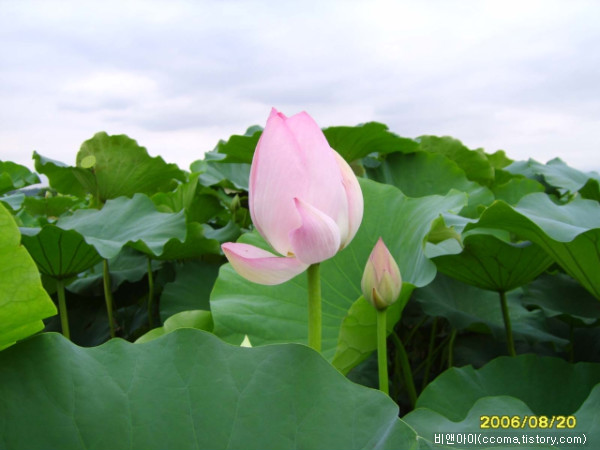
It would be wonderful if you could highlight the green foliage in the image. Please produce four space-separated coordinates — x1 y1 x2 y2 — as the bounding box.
0 330 418 449
57 194 187 259
0 160 40 195
2 124 600 448
405 355 600 424
20 225 102 279
0 203 56 349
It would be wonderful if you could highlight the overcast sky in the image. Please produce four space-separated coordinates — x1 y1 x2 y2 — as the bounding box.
2 0 599 173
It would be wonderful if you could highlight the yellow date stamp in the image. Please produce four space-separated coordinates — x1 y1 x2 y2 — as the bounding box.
480 415 577 429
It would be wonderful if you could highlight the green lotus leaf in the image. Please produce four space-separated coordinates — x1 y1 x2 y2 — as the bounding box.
0 203 56 349
0 193 25 211
57 194 186 259
135 310 213 343
507 157 600 196
521 273 600 326
33 152 91 198
0 330 418 449
0 160 40 195
66 247 160 296
332 288 414 375
20 225 102 279
579 178 600 201
367 152 493 217
487 149 513 169
75 132 186 202
490 169 545 205
433 232 553 292
211 179 467 362
417 135 495 185
21 194 84 219
152 174 225 224
160 260 219 322
206 125 262 164
412 273 567 346
414 354 600 419
405 391 598 449
195 153 251 191
142 222 220 260
403 355 600 448
323 122 418 162
468 193 600 299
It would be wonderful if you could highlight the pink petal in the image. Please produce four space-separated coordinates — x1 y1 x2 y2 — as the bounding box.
249 108 347 256
333 151 364 247
289 198 341 265
222 242 308 285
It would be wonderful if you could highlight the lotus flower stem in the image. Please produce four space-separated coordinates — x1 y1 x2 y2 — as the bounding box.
147 257 155 329
499 291 516 356
376 309 389 395
56 278 70 340
421 317 438 391
103 259 116 338
391 332 417 408
306 263 322 352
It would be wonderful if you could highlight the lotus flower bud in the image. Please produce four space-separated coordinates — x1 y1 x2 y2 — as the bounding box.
361 238 402 310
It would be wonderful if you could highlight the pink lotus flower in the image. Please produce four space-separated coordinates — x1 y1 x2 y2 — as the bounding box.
222 108 363 285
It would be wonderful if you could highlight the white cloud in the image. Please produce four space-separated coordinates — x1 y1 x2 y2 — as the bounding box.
1 0 599 172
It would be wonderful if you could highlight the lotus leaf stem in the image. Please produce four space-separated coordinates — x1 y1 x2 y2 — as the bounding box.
499 291 516 356
103 259 116 338
56 278 70 340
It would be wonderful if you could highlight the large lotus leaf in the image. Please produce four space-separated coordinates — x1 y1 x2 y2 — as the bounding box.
160 260 220 321
20 225 102 279
152 175 224 225
323 122 418 161
417 135 495 185
490 169 545 205
414 354 600 419
57 194 186 259
21 194 84 220
194 154 251 191
404 390 598 449
150 222 221 260
0 203 56 349
151 172 200 213
367 152 493 217
579 178 600 202
468 193 600 299
412 273 567 346
33 152 91 198
0 160 40 195
209 125 262 164
211 179 466 361
487 149 513 169
521 273 600 326
0 192 25 211
433 232 553 292
0 330 418 450
507 157 600 195
332 287 415 375
135 310 214 343
76 132 186 202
